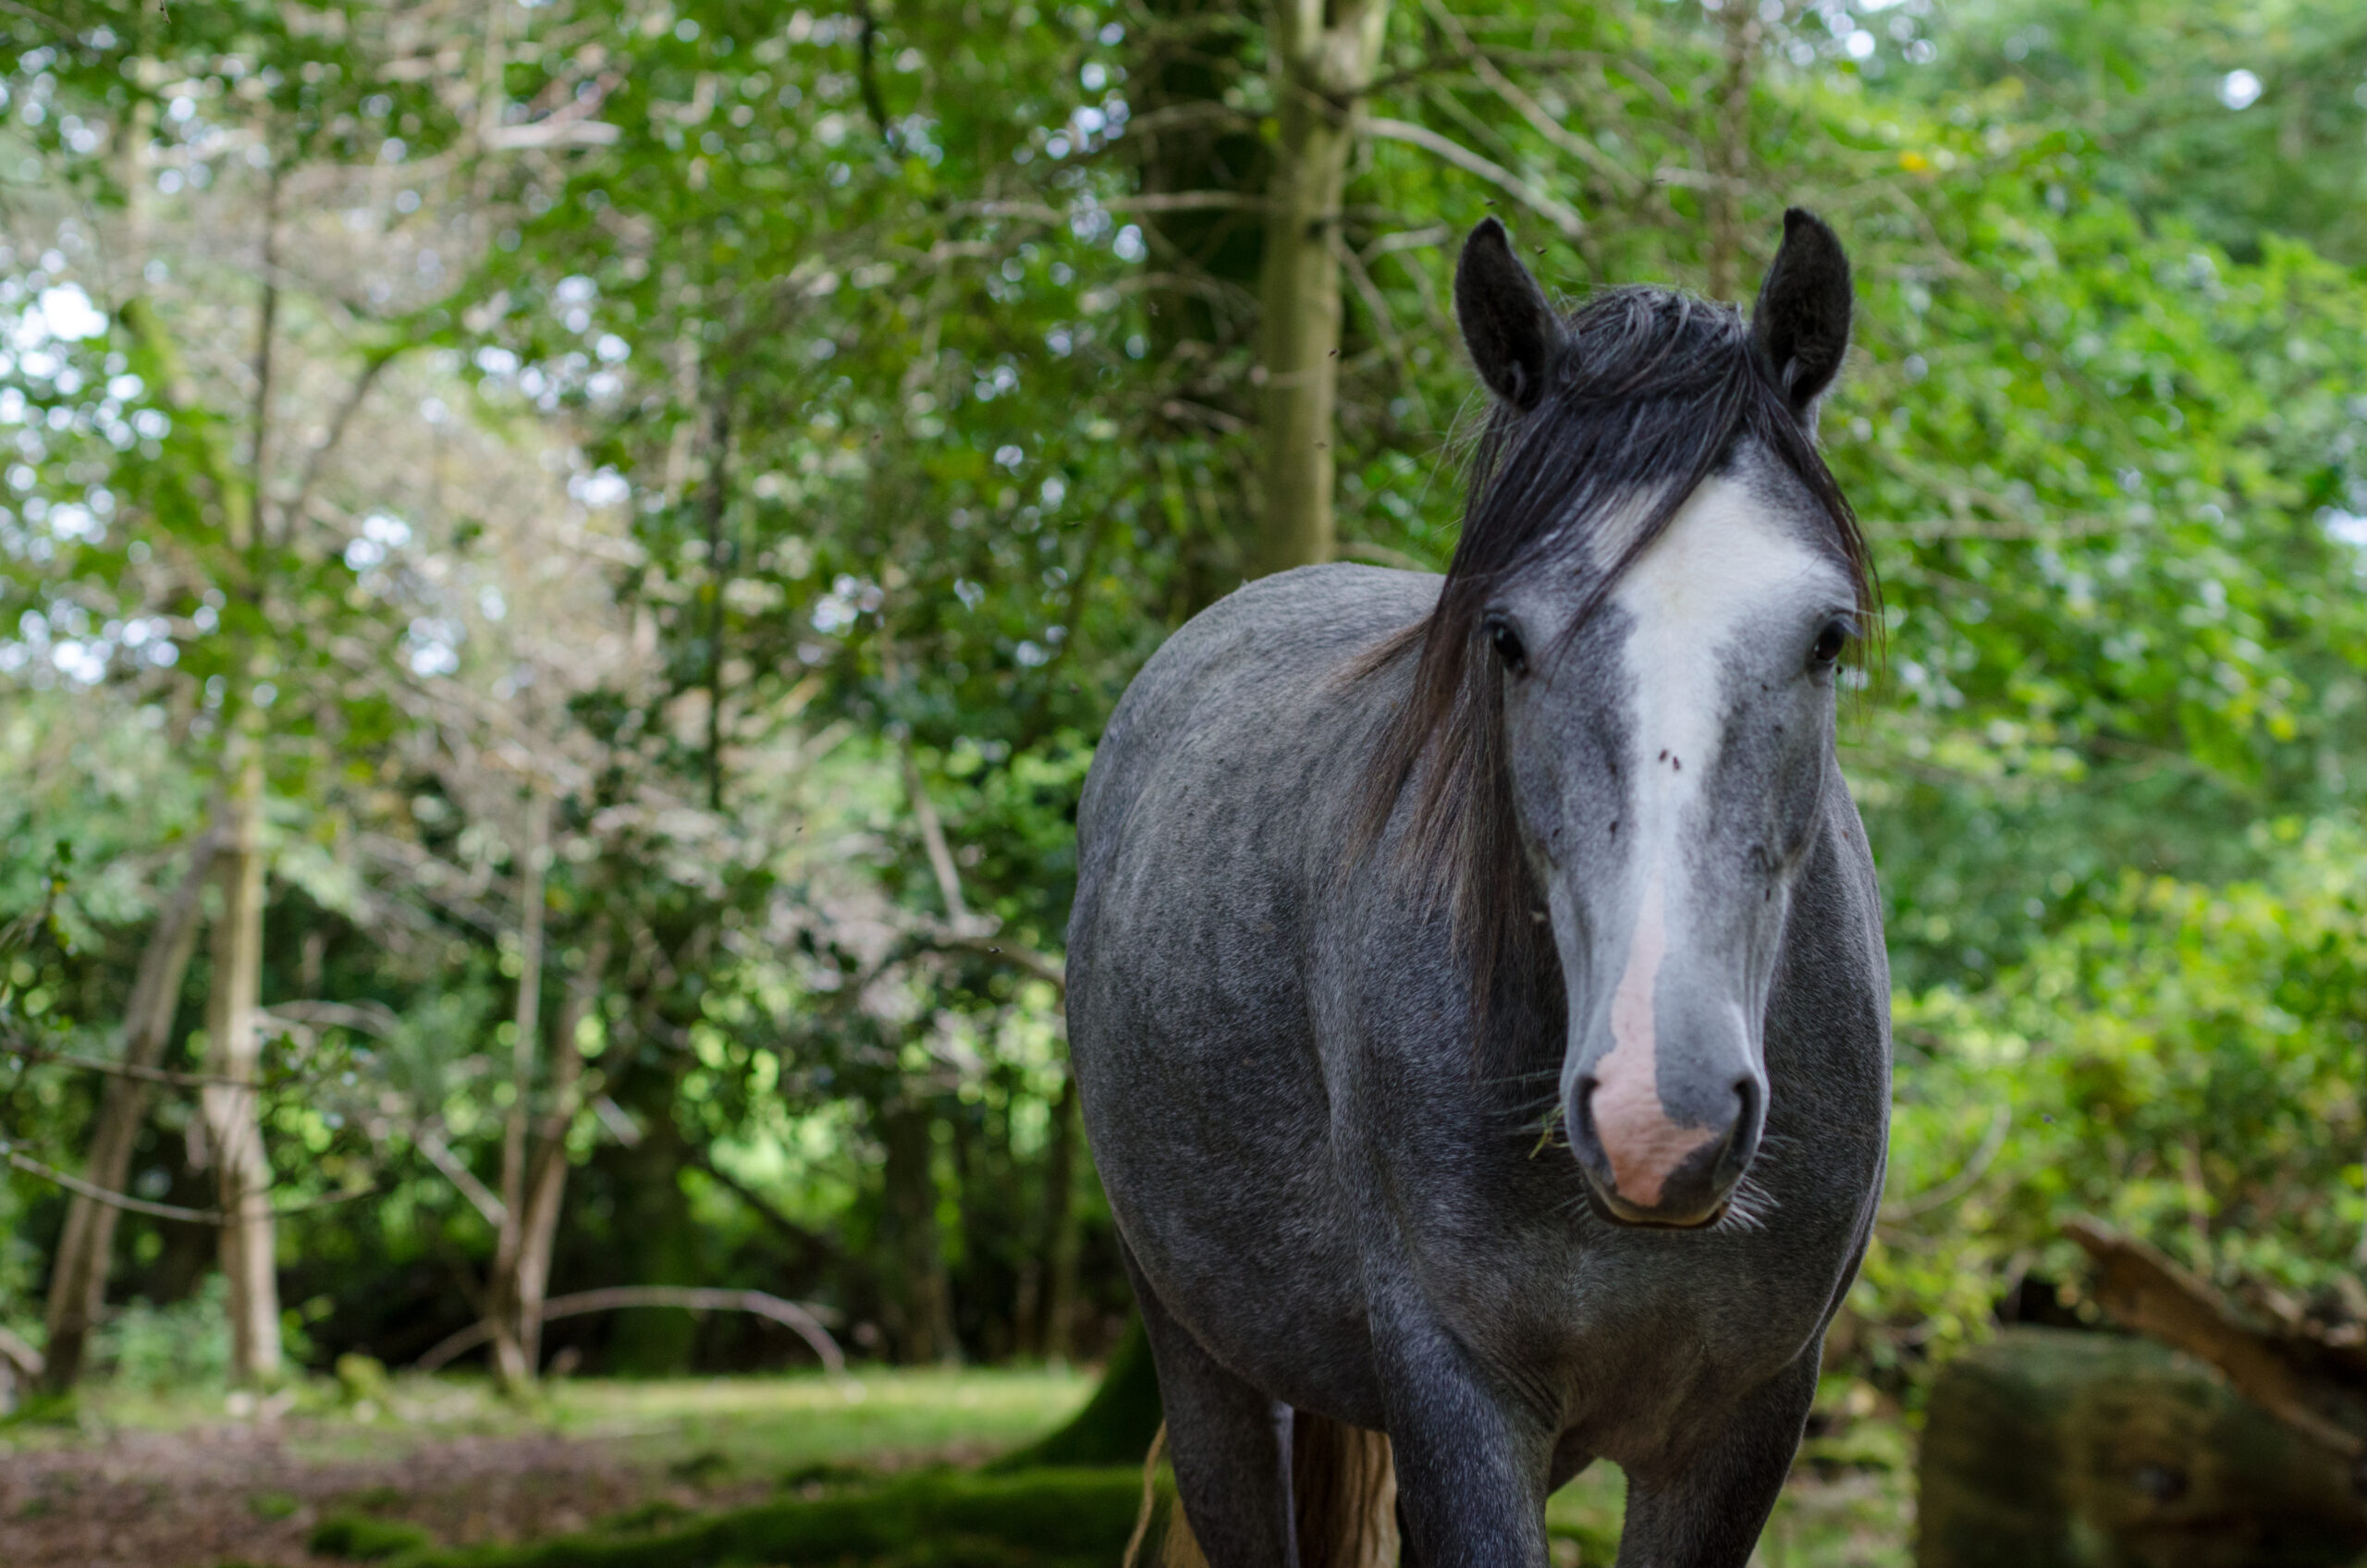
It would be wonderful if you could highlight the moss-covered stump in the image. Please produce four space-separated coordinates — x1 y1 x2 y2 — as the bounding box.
990 1314 1163 1471
1918 1326 2367 1568
383 1466 1159 1568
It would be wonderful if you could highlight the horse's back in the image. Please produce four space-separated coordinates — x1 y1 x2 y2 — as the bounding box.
1078 564 1434 856
1067 563 1434 1415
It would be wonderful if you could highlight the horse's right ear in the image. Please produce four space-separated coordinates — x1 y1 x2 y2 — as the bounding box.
1455 218 1562 411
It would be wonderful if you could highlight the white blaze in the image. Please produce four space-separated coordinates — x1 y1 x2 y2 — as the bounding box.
1588 475 1846 1205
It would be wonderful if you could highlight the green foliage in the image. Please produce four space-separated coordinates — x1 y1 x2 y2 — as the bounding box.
94 1273 233 1391
1912 0 2367 267
1869 816 2367 1360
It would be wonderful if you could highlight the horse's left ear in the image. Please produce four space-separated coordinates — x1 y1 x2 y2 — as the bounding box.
1749 208 1852 420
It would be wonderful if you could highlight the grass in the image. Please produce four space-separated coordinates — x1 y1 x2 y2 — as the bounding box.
44 1363 1099 1475
7 1366 1908 1567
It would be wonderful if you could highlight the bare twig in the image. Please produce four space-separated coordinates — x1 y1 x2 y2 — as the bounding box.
1105 191 1270 215
1881 1104 2009 1222
2 1145 371 1227
413 1286 848 1376
0 1040 242 1089
264 999 401 1037
0 1 68 34
0 1325 42 1381
898 733 975 927
915 928 1067 993
2 1146 220 1223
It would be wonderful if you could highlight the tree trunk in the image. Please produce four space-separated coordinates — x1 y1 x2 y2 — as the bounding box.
485 789 550 1390
603 1052 703 1375
201 758 279 1385
1704 0 1761 302
39 831 220 1394
879 1099 954 1364
1036 1074 1082 1362
1255 0 1391 576
509 938 605 1375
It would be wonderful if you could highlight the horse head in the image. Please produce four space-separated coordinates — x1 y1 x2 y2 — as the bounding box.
1382 212 1868 1228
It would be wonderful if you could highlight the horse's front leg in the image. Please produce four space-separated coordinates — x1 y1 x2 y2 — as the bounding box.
1371 1302 1558 1568
1613 1348 1820 1568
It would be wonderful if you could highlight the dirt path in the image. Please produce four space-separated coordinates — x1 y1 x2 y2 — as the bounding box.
0 1417 774 1568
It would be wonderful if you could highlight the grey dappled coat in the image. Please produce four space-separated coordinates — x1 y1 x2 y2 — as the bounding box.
1067 214 1892 1568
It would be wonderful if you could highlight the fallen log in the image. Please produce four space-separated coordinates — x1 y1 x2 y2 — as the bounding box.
2064 1217 2367 1463
1918 1326 2367 1568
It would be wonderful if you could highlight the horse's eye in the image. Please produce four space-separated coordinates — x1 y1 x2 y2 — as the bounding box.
1485 616 1527 676
1809 618 1853 669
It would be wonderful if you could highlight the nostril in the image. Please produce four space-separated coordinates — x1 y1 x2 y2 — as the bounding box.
1570 1076 1600 1130
1714 1077 1763 1184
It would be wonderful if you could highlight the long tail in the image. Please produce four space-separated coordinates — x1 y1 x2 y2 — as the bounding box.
1129 1415 1397 1568
1293 1412 1397 1568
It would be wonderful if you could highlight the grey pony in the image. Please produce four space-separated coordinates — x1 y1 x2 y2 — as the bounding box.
1067 213 1891 1568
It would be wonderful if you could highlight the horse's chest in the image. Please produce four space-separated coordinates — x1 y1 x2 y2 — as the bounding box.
1398 1187 1853 1443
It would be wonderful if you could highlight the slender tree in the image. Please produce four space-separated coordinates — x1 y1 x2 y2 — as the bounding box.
1256 0 1394 574
38 832 217 1392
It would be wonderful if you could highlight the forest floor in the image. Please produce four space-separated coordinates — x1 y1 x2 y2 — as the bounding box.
0 1368 1909 1567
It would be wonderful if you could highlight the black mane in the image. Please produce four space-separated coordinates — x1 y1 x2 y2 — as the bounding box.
1356 284 1874 1036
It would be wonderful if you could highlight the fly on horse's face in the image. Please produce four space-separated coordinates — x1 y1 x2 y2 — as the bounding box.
1453 214 1862 1228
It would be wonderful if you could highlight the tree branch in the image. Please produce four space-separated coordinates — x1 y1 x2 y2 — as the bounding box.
416 1126 509 1229
4 1146 222 1222
0 1325 42 1381
2066 1217 2367 1462
412 1286 847 1376
1362 116 1584 239
685 1146 842 1263
280 349 396 534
